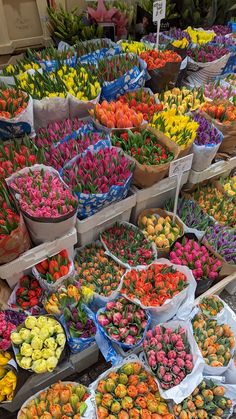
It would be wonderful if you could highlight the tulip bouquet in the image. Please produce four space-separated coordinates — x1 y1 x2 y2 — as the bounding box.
18 381 91 418
101 222 156 267
164 196 215 231
97 297 149 347
192 312 234 367
172 38 189 49
93 54 141 82
212 25 231 36
95 361 173 419
121 40 149 54
9 167 78 219
121 263 188 307
144 325 194 390
0 182 20 239
76 38 114 57
224 73 236 88
212 34 236 48
159 87 205 114
199 296 224 318
184 27 215 45
0 351 17 402
118 88 163 122
74 244 125 297
192 184 236 227
62 147 134 195
11 315 66 373
204 81 236 102
90 100 144 129
203 224 236 265
0 310 26 350
152 109 199 150
44 278 82 316
0 88 29 119
34 250 72 284
35 117 86 147
187 45 229 62
140 50 181 70
170 237 222 282
219 175 236 197
1 60 40 76
63 302 96 340
111 129 174 165
9 275 43 314
139 212 182 249
173 380 233 418
201 102 236 123
191 113 222 146
28 46 77 70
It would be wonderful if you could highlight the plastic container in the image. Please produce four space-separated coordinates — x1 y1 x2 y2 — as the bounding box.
76 191 136 246
130 172 189 224
0 228 77 289
188 156 236 184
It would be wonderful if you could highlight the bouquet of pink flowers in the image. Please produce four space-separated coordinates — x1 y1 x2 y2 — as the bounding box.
0 310 26 350
35 118 86 147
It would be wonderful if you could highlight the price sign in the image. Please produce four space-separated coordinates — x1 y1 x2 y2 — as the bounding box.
169 154 193 220
153 0 166 22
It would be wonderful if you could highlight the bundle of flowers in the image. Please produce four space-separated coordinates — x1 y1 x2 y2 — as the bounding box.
63 302 96 340
91 54 141 83
95 362 173 418
121 263 188 307
0 310 26 350
9 275 43 314
152 109 199 150
199 295 224 317
1 60 40 77
121 40 149 54
18 381 91 418
224 73 236 88
204 224 236 264
192 312 234 367
170 237 222 282
9 167 78 219
173 380 233 418
159 87 205 114
28 46 77 70
90 100 144 129
34 250 72 284
11 315 66 373
212 25 232 36
74 244 125 297
144 325 194 389
0 88 29 119
44 279 82 316
219 175 236 197
111 129 174 165
76 38 115 57
139 212 182 249
0 351 17 402
118 88 163 122
97 297 149 347
201 102 236 123
192 113 222 146
184 27 215 45
211 34 236 47
0 182 20 240
187 45 229 62
101 222 156 267
172 38 189 49
139 50 181 70
35 118 86 147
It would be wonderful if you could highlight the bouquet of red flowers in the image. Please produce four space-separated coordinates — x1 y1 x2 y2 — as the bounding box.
9 275 43 314
34 250 72 284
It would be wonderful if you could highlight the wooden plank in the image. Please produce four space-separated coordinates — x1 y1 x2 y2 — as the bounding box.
194 273 236 305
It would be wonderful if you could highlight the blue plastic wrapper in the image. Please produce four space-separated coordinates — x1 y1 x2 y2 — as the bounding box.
60 305 96 354
101 55 149 101
79 46 121 66
37 54 77 72
221 52 236 74
61 146 133 219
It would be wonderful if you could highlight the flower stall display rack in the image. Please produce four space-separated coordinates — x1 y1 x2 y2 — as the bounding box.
188 156 236 185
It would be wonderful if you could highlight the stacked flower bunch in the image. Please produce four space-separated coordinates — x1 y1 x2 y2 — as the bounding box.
144 325 194 389
159 87 205 113
121 264 188 307
192 312 234 367
111 129 174 166
204 81 236 102
170 237 222 282
212 34 236 48
139 50 181 70
0 139 44 179
224 73 236 88
11 315 66 373
192 184 236 227
121 40 150 54
1 59 40 76
0 351 17 402
139 213 182 249
62 148 134 195
101 222 156 267
152 109 199 150
184 27 215 45
97 297 149 347
212 25 231 36
0 88 29 119
173 380 233 418
63 302 96 340
28 46 77 69
199 295 224 317
191 113 222 147
10 275 43 314
0 182 20 240
0 310 26 350
76 38 113 57
35 117 85 147
201 102 236 124
95 362 173 418
44 278 82 316
35 250 72 284
58 65 100 100
18 381 90 418
75 244 125 297
90 100 144 128
92 54 141 83
219 175 236 197
118 88 163 122
204 224 236 265
10 168 78 219
187 45 229 62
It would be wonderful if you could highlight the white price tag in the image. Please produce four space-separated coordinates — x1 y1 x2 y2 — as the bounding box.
169 154 193 178
153 0 166 22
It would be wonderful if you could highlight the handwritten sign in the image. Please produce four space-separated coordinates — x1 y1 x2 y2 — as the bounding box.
169 154 193 177
153 0 166 22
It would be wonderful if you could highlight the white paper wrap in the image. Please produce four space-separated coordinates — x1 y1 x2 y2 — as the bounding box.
0 94 35 138
191 141 221 171
33 96 69 129
69 91 101 119
32 258 75 292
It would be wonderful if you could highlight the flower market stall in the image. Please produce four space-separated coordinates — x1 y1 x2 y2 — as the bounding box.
0 15 236 418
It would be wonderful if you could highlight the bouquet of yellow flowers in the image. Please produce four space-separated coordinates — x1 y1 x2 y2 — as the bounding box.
0 351 17 402
159 87 205 114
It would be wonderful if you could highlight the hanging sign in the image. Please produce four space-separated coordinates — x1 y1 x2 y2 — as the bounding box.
169 154 193 220
153 0 166 49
